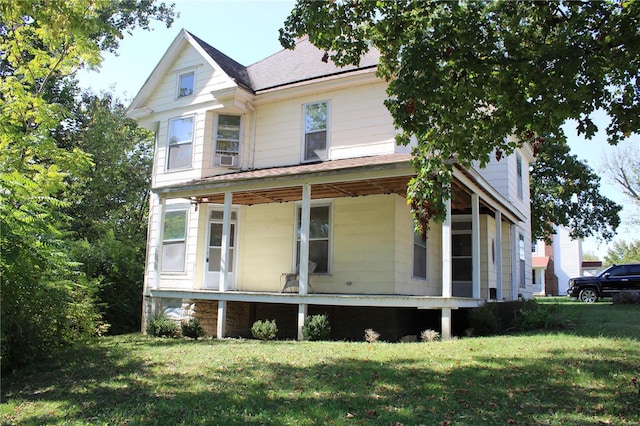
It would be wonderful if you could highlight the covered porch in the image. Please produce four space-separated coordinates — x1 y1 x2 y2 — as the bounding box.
145 155 525 340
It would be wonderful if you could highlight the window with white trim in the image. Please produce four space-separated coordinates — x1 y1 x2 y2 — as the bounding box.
161 208 188 272
167 116 194 170
303 101 328 161
519 233 526 288
413 230 427 279
178 71 194 98
296 204 331 273
214 115 241 165
516 153 523 200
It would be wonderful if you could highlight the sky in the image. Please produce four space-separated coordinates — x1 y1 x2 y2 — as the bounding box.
76 0 639 259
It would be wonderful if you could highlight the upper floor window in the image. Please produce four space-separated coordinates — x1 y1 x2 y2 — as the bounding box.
161 207 188 272
178 71 194 98
413 230 427 279
215 115 241 166
167 116 194 170
516 153 523 200
303 101 328 162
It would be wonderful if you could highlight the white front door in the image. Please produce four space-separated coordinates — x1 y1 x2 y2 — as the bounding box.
205 210 237 290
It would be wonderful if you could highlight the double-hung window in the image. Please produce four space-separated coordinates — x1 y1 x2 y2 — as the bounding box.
296 204 331 273
516 154 523 200
215 115 241 166
162 208 188 272
413 230 427 279
167 116 194 170
303 101 328 161
178 71 194 98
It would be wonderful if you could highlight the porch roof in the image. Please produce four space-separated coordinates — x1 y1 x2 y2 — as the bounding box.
154 153 525 223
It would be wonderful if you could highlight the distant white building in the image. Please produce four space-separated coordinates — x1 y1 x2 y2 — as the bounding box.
532 226 583 295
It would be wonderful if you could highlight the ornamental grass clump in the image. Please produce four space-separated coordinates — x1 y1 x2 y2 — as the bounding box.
364 328 380 343
251 319 278 340
420 329 440 342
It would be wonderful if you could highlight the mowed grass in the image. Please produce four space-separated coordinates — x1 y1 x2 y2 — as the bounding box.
2 300 639 425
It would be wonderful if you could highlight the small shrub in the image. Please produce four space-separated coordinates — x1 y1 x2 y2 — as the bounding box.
251 319 278 340
364 328 380 343
468 303 500 336
146 315 178 338
302 314 331 341
613 291 640 304
514 303 572 331
181 318 206 339
420 329 440 342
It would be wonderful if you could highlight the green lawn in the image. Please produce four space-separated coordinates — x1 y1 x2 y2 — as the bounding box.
2 300 639 425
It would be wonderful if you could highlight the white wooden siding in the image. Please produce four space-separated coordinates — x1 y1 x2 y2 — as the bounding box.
145 45 235 115
252 83 396 169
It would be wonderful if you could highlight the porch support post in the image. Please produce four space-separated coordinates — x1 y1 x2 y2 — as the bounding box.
511 224 518 300
441 308 452 341
442 195 452 297
299 184 311 295
297 303 308 341
152 195 165 291
471 193 481 299
219 191 232 292
495 211 503 300
217 300 226 339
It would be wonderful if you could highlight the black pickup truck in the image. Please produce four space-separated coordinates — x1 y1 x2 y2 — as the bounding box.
567 263 640 302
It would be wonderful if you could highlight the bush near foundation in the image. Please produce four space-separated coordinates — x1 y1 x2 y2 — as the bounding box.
146 316 178 338
251 319 278 340
302 314 331 341
468 300 571 336
182 318 206 339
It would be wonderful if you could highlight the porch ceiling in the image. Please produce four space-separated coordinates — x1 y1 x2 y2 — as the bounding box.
191 175 413 205
189 176 474 208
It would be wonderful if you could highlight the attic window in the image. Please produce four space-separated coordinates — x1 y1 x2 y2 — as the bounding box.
178 71 194 98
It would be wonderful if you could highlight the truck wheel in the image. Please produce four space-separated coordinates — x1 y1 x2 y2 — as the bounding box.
578 288 598 303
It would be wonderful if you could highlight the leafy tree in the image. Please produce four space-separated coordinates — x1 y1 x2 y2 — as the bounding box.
604 240 640 266
582 252 601 262
530 139 621 243
1 0 174 372
280 1 640 233
61 90 154 334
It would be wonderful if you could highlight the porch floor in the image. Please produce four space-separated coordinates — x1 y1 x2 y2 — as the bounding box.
148 289 485 310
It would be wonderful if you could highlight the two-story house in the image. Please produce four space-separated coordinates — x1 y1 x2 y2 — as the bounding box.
128 29 534 341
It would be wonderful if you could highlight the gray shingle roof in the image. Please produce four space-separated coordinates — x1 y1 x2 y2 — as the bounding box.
188 32 380 93
247 36 380 92
187 31 253 92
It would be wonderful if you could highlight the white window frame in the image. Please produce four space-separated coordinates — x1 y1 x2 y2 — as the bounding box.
213 114 242 165
412 229 428 280
177 70 195 98
166 115 194 171
516 153 523 200
294 201 332 274
302 100 329 162
161 206 189 273
519 233 526 288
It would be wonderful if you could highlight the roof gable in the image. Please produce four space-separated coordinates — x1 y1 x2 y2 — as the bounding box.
128 30 381 113
128 29 245 112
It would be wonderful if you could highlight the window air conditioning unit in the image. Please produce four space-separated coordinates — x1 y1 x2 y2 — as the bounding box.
219 154 237 168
